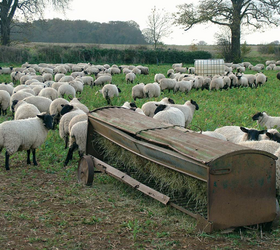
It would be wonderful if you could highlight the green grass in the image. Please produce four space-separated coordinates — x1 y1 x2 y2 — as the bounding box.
1 62 280 249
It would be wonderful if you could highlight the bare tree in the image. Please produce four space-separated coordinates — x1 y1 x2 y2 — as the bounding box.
142 6 172 49
0 0 71 45
174 0 280 62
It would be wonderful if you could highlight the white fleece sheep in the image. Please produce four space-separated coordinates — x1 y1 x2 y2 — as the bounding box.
101 84 121 105
252 112 280 129
23 96 52 114
201 131 227 141
255 72 267 87
81 76 94 86
143 82 160 98
210 76 224 90
54 73 65 82
159 78 177 92
0 113 54 170
0 82 14 96
59 105 86 149
68 113 88 132
64 120 88 166
93 75 112 87
243 74 257 88
153 104 185 127
59 75 75 82
126 72 136 84
132 83 145 100
13 100 40 120
141 97 175 117
236 74 249 87
170 100 199 128
69 80 84 94
10 91 33 111
58 84 76 99
0 66 13 74
174 80 193 94
49 98 70 128
38 87 58 100
69 98 89 113
0 90 10 115
154 73 165 83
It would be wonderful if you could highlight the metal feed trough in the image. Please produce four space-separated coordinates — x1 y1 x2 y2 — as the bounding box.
78 106 279 233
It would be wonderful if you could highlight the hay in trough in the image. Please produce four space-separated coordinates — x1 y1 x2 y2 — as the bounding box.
94 133 207 207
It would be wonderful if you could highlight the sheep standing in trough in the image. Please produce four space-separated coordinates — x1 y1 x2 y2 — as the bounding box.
0 113 54 170
153 104 185 127
252 111 280 129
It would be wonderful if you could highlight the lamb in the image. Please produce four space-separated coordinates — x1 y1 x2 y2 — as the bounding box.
100 84 121 105
132 83 145 100
58 84 76 99
153 104 185 127
49 98 70 128
252 111 280 129
214 126 267 144
12 100 40 120
38 87 58 100
23 96 52 114
170 100 199 128
0 113 54 170
141 97 175 117
93 75 112 87
0 90 10 115
125 72 136 84
159 78 177 92
64 120 88 166
59 104 86 148
188 67 195 74
143 82 160 98
174 80 193 94
122 101 137 110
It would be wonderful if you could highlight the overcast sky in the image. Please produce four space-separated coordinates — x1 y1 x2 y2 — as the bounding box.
44 0 280 45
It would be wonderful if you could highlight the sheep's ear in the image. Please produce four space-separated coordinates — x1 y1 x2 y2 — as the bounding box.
61 104 65 108
37 114 45 119
240 127 249 133
117 87 121 93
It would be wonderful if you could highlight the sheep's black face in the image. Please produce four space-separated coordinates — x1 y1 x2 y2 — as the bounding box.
266 132 280 143
154 104 167 115
191 99 199 110
37 114 54 130
252 112 263 121
60 104 74 116
168 98 175 104
240 127 267 141
130 102 137 108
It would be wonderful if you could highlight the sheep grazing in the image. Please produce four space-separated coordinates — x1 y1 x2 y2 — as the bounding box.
0 113 54 170
93 75 112 87
266 130 280 143
64 120 88 166
159 78 177 92
125 72 136 84
100 84 121 105
236 74 249 88
214 126 267 144
255 72 267 87
38 87 58 101
209 76 224 90
23 96 52 114
174 80 193 94
132 83 145 100
277 72 280 80
0 90 10 115
153 104 185 127
0 82 14 96
12 100 40 120
143 82 160 98
0 66 13 74
69 98 89 113
49 98 70 129
141 97 175 117
252 111 280 129
58 84 76 99
154 73 165 83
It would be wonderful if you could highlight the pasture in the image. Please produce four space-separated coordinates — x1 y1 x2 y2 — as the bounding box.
1 62 280 249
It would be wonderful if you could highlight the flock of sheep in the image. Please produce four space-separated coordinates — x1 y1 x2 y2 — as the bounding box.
1 60 280 196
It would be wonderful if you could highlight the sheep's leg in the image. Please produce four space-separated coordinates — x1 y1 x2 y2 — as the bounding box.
64 137 69 149
5 151 10 170
64 142 78 166
27 150 31 164
32 149 38 165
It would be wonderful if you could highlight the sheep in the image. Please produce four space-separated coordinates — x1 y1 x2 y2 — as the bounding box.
252 111 280 129
132 83 145 100
110 67 121 75
38 87 58 100
59 75 74 82
69 98 89 113
64 120 88 166
53 65 67 74
153 104 185 127
222 76 231 89
174 67 188 73
174 80 193 94
277 72 280 80
265 129 280 143
59 105 86 149
10 91 33 111
132 67 141 75
201 131 227 141
68 113 88 133
188 67 195 74
49 98 70 128
167 69 175 77
0 66 13 74
58 84 76 99
141 97 175 117
209 76 224 90
0 113 54 170
122 101 137 110
93 75 112 87
69 80 83 94
170 100 199 128
54 73 65 82
236 74 249 87
126 72 136 84
242 74 257 88
143 82 160 98
172 63 182 69
154 73 165 83
0 82 14 96
0 90 10 115
137 66 149 75
42 73 53 82
11 71 25 83
255 72 267 87
23 96 52 114
159 78 177 92
100 84 121 105
81 76 94 86
12 100 41 120
214 126 267 144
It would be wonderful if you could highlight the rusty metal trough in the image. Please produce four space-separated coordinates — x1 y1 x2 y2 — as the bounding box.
79 106 279 232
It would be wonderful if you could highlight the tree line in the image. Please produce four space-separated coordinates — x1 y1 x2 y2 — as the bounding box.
11 19 148 45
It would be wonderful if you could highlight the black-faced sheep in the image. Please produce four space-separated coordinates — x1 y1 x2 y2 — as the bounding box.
252 112 280 129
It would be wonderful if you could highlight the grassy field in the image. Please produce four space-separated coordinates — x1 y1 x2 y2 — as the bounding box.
1 62 280 249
